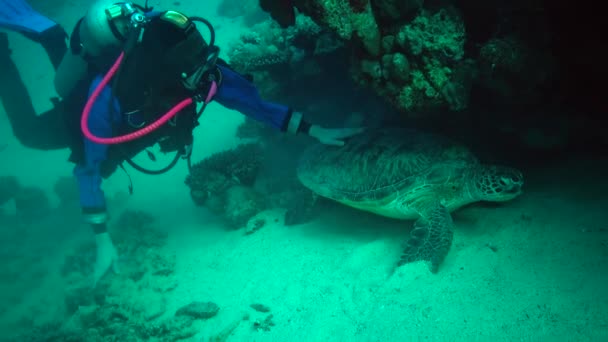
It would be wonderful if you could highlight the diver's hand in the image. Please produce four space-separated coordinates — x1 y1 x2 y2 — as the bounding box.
308 125 365 146
93 232 120 287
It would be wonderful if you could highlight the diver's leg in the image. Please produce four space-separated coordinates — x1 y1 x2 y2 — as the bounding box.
0 0 68 69
21 24 68 70
0 32 70 150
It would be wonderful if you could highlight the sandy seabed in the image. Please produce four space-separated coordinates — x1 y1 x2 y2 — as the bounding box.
1 0 607 340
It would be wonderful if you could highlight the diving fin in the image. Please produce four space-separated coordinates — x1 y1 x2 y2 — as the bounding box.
0 0 58 34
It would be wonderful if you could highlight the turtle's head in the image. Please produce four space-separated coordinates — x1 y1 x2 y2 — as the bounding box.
471 165 523 202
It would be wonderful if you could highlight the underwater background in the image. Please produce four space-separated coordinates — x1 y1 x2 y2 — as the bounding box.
1 0 606 341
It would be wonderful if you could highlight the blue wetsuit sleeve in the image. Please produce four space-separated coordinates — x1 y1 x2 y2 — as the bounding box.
214 65 291 130
73 76 120 223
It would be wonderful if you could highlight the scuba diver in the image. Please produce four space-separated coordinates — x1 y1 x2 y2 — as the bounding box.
0 0 363 286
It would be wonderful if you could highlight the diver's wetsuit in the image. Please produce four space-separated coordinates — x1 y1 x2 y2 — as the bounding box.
77 64 294 229
1 9 298 232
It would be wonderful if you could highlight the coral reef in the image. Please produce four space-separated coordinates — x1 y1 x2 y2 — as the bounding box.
351 6 472 113
14 209 198 341
186 143 264 202
186 144 266 228
243 1 475 114
395 7 465 61
225 13 343 99
226 14 325 73
248 0 593 158
223 185 267 228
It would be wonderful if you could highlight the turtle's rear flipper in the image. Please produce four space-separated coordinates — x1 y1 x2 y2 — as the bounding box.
397 204 454 273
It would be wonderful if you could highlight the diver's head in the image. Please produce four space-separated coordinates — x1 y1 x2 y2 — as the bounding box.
79 1 142 58
55 1 218 97
55 1 144 97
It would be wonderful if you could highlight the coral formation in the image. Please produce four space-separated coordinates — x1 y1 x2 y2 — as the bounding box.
225 13 343 99
226 13 334 72
245 0 570 141
395 8 465 61
245 1 474 114
186 144 266 228
223 185 267 228
12 209 200 341
186 143 264 203
350 6 471 113
297 0 383 56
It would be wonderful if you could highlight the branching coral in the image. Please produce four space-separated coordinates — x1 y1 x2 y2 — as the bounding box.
396 8 465 61
226 14 327 72
294 0 381 56
186 143 264 194
225 12 347 100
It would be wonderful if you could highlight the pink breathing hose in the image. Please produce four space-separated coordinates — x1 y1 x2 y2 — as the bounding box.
80 51 217 145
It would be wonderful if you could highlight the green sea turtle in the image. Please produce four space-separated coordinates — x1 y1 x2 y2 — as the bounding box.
297 128 524 272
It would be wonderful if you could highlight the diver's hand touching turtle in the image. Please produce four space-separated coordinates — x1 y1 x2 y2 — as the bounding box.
308 125 365 146
93 231 120 287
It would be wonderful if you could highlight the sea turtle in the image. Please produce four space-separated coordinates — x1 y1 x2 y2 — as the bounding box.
297 128 524 272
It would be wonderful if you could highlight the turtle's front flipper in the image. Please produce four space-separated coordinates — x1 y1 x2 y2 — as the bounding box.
397 204 454 273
